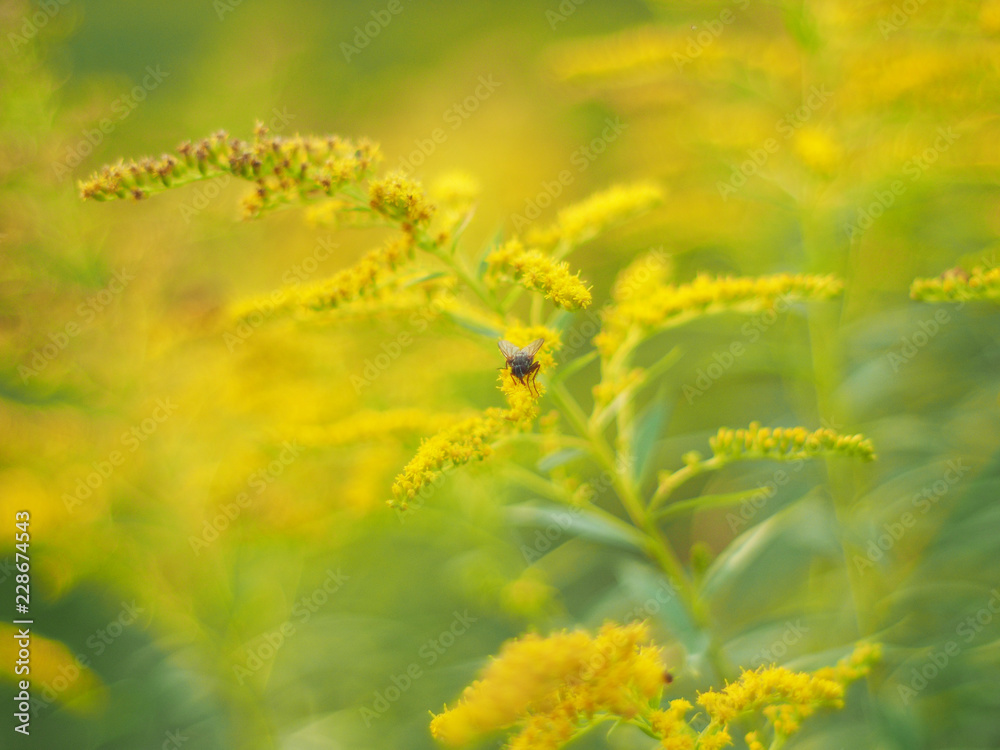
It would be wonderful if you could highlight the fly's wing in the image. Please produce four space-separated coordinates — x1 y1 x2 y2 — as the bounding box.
520 338 545 357
497 339 520 359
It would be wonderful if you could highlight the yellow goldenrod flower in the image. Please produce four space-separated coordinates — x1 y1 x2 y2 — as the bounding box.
390 365 543 508
368 173 435 226
227 236 416 323
596 272 843 356
430 632 878 750
698 727 732 750
649 699 697 749
499 572 557 620
487 240 592 310
813 642 882 683
79 123 380 219
427 171 481 243
429 171 481 206
910 265 1000 303
695 643 878 744
593 368 643 409
295 236 416 313
709 422 876 463
526 182 664 250
430 622 664 747
390 408 506 507
612 249 674 303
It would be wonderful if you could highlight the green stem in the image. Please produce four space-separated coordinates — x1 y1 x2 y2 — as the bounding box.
548 381 695 613
422 239 503 316
648 456 726 511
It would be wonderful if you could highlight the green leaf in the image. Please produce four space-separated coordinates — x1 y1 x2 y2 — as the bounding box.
447 313 501 339
505 503 644 551
550 349 598 385
536 448 587 473
402 270 449 287
632 391 671 484
655 487 773 521
615 559 706 655
700 493 839 603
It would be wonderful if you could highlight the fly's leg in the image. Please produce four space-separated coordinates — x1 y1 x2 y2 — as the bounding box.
526 362 541 397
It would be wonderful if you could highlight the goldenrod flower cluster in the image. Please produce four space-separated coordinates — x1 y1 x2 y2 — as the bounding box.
525 182 664 250
487 240 592 310
612 249 673 303
229 236 416 322
296 236 416 313
596 272 843 356
695 643 881 743
390 409 506 507
911 265 1000 303
390 361 545 508
430 622 665 748
709 422 876 463
592 368 644 408
429 172 480 241
368 173 435 227
79 122 379 218
431 625 879 750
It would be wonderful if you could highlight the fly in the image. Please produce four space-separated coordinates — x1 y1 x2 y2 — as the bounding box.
497 338 544 397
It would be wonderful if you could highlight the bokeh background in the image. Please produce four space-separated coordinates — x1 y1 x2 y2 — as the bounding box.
2 1 1000 748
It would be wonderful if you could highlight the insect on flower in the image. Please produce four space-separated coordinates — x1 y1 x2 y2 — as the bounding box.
498 338 544 397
